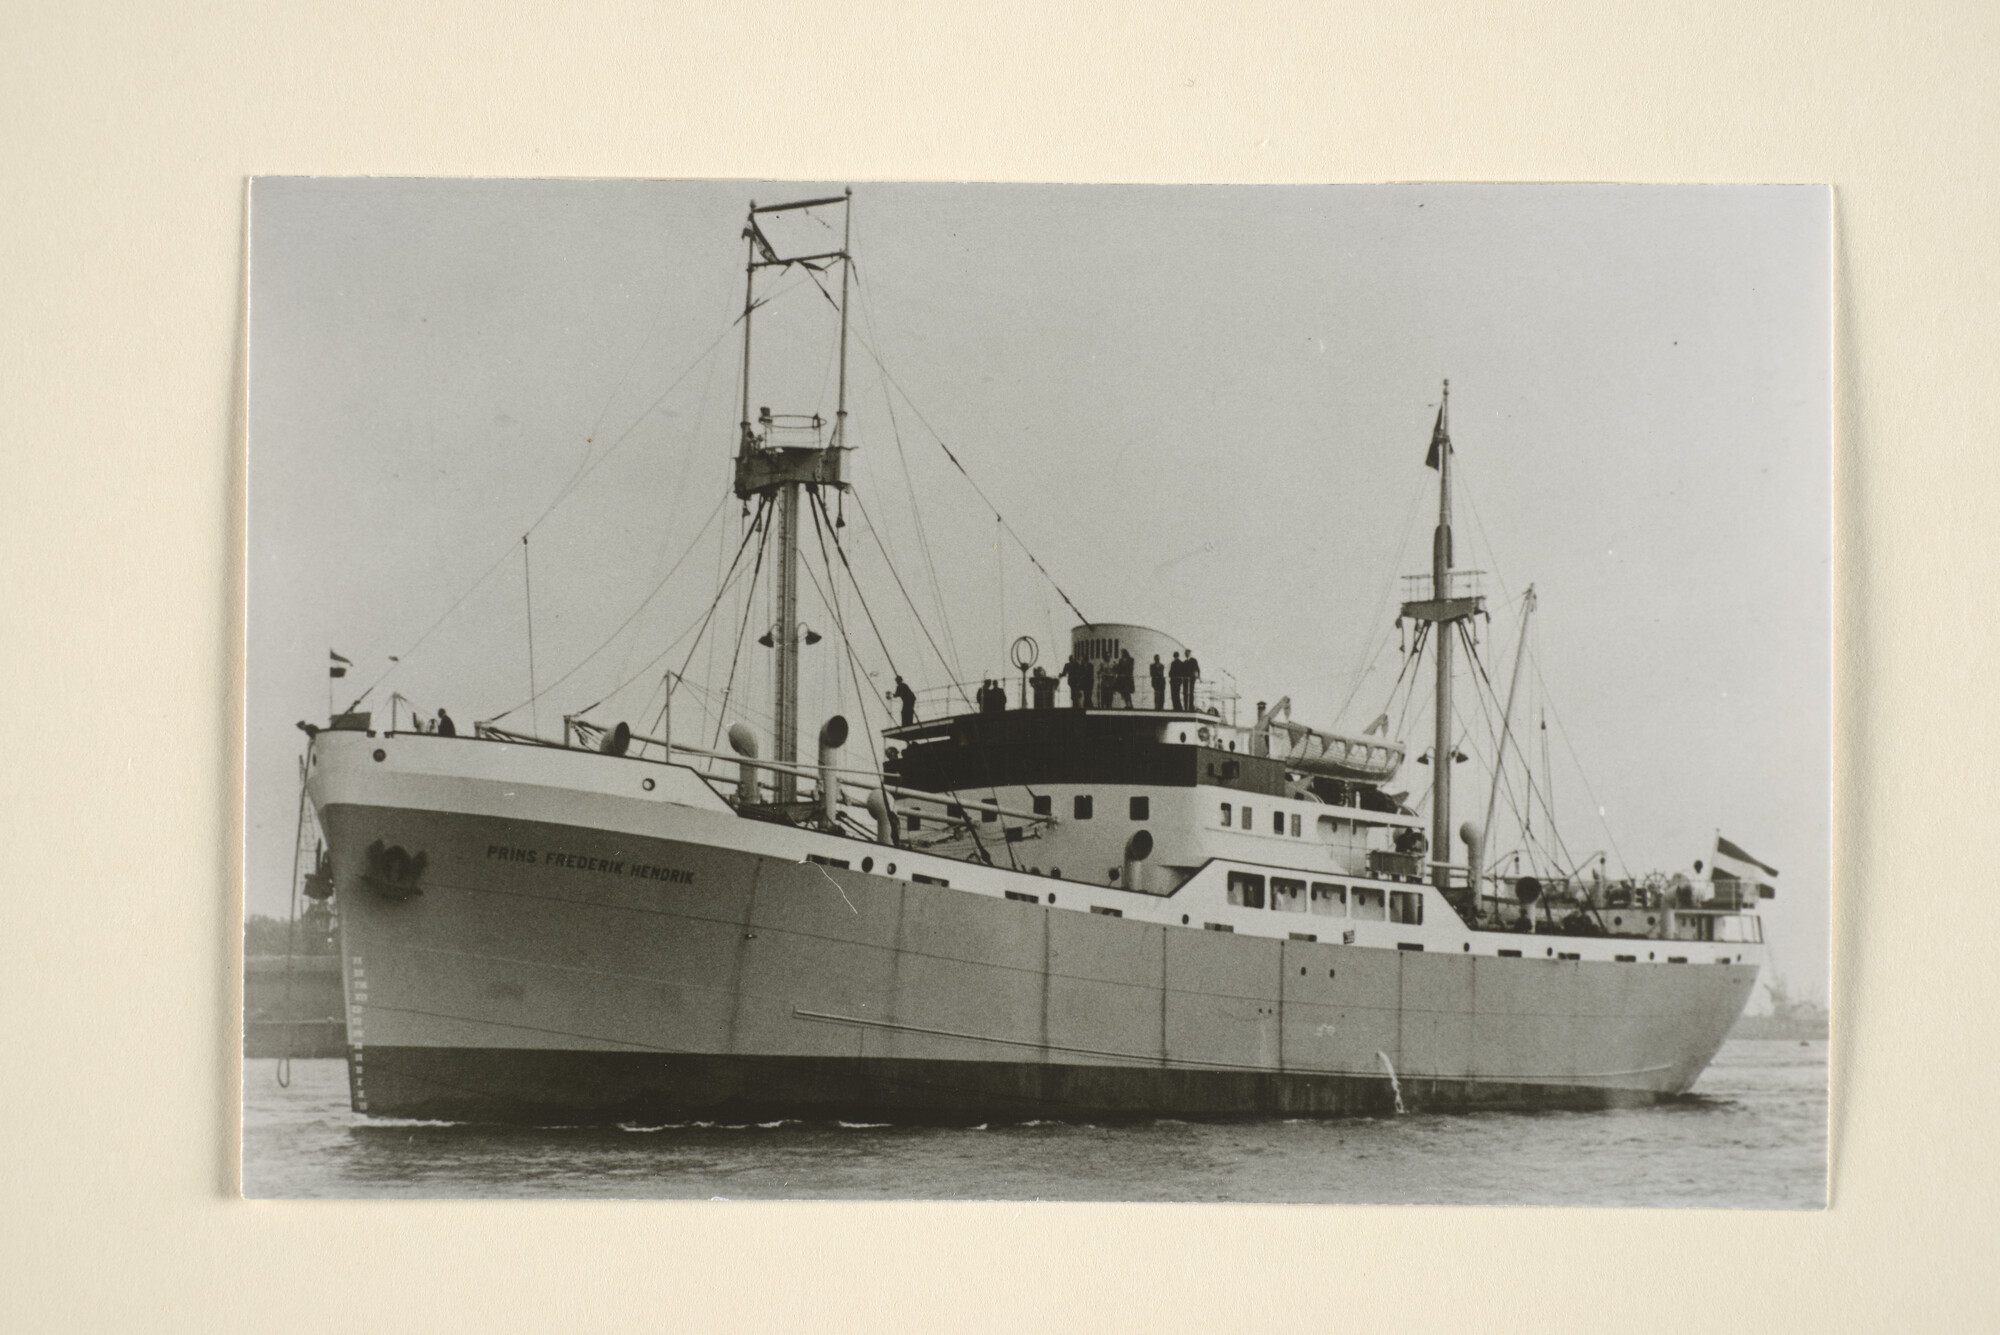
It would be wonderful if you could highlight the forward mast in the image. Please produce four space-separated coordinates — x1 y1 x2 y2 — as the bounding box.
732 192 855 806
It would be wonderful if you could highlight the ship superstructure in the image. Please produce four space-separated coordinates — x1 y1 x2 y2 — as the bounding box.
294 192 1769 1123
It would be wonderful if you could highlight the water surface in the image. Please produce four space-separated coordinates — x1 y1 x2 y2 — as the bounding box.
243 1038 1826 1206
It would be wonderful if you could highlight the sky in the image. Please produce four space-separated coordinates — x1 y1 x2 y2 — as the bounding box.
247 180 1830 1002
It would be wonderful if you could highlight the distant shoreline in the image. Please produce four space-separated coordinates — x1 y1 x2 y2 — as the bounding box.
1730 1014 1829 1041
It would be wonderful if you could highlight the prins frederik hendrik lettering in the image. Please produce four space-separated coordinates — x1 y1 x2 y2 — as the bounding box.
484 845 695 884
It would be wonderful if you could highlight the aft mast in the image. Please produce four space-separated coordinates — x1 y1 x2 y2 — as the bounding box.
1400 381 1484 902
732 191 855 806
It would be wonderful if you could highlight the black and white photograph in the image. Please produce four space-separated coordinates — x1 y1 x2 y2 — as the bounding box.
243 179 1829 1204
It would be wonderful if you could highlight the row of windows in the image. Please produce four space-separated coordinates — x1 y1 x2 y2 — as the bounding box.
908 794 1150 829
1225 871 1424 924
1218 802 1303 837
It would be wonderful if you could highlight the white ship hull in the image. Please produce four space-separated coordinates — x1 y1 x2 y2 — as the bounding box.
309 729 1759 1124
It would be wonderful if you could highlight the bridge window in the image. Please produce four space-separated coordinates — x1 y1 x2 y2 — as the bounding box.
904 813 921 831
1219 802 1232 825
1290 813 1302 837
1272 877 1307 912
1352 887 1386 921
1130 795 1149 820
982 807 997 823
1241 806 1253 829
1073 794 1093 820
1310 882 1345 916
1227 871 1266 908
1033 794 1052 816
1272 810 1285 835
1389 890 1424 925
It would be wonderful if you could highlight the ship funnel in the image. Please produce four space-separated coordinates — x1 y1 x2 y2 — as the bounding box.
599 721 632 757
1122 829 1154 894
727 723 761 804
865 787 894 845
817 715 848 825
1459 821 1484 900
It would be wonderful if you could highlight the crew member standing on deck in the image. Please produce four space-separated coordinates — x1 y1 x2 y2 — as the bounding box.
435 707 456 737
1150 654 1167 710
1183 651 1202 712
1031 666 1056 709
1168 652 1185 710
1115 650 1135 709
890 675 917 726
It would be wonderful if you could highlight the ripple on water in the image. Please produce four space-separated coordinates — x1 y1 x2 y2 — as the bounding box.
241 1040 1826 1205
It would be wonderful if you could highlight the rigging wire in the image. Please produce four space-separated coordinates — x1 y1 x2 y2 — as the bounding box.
850 492 975 708
1393 623 1431 740
340 314 742 713
546 493 770 728
1457 618 1563 875
806 489 904 706
524 319 740 539
548 265 687 518
1532 653 1632 880
856 284 967 683
851 319 1092 627
522 535 538 737
485 492 729 722
1332 472 1433 730
707 501 776 752
804 492 895 819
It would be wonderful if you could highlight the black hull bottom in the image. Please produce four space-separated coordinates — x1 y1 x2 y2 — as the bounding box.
351 1046 1676 1125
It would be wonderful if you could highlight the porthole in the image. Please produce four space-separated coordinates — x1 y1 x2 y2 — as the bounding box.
1329 968 1336 979
372 749 386 762
1299 966 1306 975
1462 943 1470 952
642 777 655 791
886 863 896 875
861 857 874 872
1612 915 1621 926
1182 914 1190 925
1047 893 1056 904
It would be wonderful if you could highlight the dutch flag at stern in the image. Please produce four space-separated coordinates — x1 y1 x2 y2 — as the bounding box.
1712 835 1779 899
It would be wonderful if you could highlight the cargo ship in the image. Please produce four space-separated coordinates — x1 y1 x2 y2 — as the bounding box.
296 191 1769 1123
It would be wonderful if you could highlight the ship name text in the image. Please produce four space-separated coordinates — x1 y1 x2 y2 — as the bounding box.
485 844 695 885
